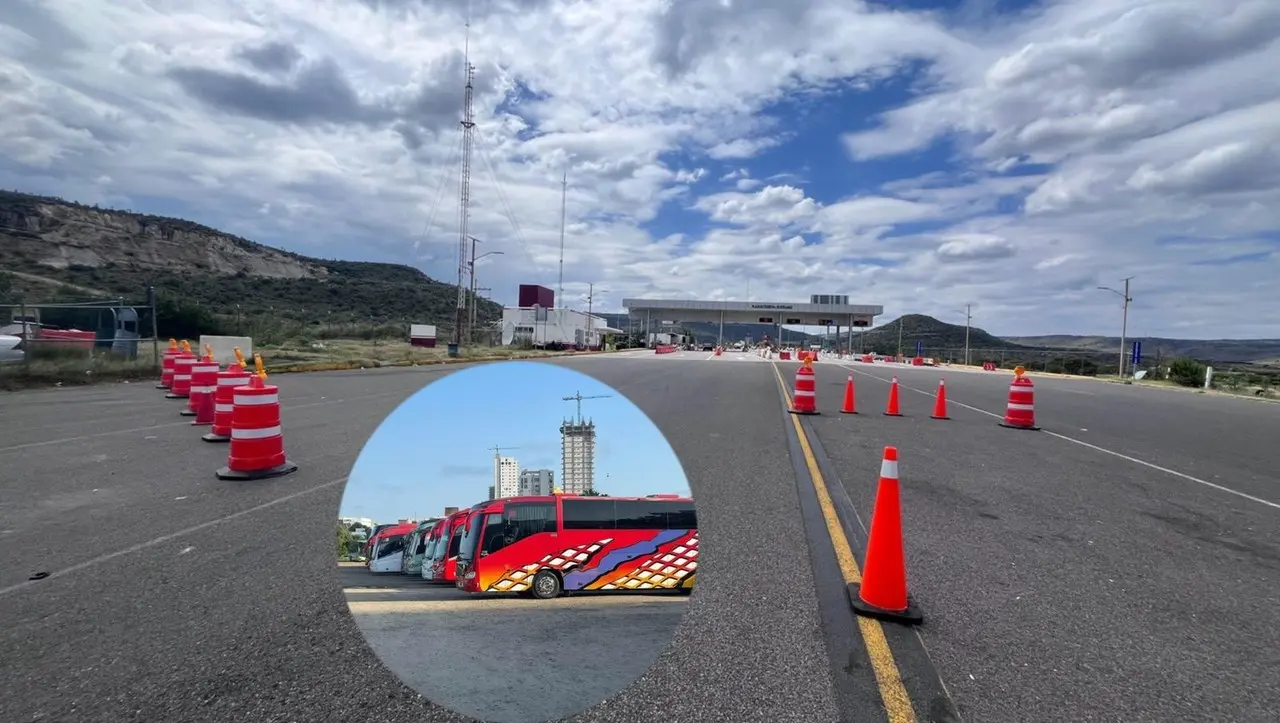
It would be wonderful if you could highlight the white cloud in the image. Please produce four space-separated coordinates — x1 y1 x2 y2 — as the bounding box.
0 0 1277 337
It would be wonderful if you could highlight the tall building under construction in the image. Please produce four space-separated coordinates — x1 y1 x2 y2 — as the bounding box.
559 419 596 494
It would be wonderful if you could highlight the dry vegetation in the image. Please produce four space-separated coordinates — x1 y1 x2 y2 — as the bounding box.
0 338 590 390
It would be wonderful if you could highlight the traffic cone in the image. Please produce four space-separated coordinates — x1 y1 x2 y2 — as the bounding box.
839 374 857 414
848 446 922 625
930 378 950 420
884 376 903 416
789 359 819 415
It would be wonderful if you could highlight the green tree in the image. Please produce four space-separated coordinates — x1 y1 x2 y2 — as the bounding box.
0 271 11 300
337 522 354 559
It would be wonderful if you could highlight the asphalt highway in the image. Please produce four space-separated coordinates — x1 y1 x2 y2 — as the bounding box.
1 349 1277 723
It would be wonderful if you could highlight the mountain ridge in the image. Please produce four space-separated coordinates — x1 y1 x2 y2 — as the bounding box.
0 189 501 334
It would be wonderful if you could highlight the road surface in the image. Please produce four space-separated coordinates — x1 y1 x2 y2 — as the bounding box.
1 349 1276 722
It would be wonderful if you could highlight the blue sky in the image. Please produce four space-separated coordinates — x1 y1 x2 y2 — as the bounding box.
339 362 691 524
3 0 1279 338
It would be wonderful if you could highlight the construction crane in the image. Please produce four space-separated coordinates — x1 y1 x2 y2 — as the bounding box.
563 392 611 424
490 445 520 460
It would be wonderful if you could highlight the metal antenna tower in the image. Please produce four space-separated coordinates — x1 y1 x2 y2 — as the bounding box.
557 171 567 304
562 391 611 424
452 9 477 349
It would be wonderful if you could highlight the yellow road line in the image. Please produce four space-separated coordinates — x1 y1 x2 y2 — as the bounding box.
771 363 918 723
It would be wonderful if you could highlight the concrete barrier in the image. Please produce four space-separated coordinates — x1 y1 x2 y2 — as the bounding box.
199 335 253 366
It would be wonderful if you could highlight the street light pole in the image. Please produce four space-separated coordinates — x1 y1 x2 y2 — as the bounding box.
1097 277 1134 379
962 303 972 367
896 316 904 361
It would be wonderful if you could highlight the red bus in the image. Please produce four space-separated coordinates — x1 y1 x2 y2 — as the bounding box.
423 508 473 583
365 522 417 572
455 495 698 599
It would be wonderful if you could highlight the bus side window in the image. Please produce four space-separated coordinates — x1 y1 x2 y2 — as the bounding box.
481 513 507 555
503 502 557 545
562 498 617 530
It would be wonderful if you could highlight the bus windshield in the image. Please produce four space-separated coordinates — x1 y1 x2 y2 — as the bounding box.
374 535 406 559
456 511 484 563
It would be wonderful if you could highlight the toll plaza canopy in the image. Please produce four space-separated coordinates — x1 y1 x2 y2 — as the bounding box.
621 298 884 328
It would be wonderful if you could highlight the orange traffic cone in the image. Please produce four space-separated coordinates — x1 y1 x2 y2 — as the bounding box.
884 376 903 416
848 446 922 625
839 374 857 414
930 378 950 420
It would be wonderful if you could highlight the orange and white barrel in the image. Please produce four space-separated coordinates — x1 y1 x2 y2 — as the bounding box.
203 364 253 443
216 376 298 480
168 354 197 400
999 373 1040 430
189 358 221 426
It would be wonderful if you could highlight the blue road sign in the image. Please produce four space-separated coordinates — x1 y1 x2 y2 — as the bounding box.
1131 340 1142 366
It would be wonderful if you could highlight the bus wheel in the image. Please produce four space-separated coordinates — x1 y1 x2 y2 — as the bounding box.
531 570 562 600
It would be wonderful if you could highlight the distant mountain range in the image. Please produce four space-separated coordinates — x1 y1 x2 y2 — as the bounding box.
598 312 1280 364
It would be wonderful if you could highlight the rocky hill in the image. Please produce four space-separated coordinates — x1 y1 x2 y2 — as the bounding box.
0 190 499 334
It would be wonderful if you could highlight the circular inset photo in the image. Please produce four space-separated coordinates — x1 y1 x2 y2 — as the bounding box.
336 361 697 723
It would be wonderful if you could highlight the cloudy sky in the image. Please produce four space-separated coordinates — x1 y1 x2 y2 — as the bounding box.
2 0 1278 338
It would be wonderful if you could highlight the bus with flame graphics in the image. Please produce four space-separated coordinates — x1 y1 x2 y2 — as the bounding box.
455 494 697 599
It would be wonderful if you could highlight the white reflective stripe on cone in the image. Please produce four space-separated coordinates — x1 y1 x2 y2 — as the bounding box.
234 394 279 406
175 375 191 381
215 404 234 413
794 390 815 397
219 377 249 386
880 459 899 480
231 425 282 440
192 386 214 394
1006 403 1035 411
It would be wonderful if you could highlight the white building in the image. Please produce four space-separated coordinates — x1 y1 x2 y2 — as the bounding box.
518 468 555 496
495 456 520 498
560 420 596 494
500 307 624 349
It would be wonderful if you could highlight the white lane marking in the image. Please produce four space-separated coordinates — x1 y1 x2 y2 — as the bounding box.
834 363 1280 512
0 391 407 454
0 477 348 598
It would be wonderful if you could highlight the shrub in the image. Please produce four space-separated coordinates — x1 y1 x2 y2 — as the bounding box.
1168 357 1207 388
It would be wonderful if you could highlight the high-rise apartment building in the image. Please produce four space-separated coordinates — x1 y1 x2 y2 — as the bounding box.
494 456 520 498
560 420 596 494
518 468 555 496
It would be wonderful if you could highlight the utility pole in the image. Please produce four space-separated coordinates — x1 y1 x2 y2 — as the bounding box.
896 315 904 361
1097 277 1134 379
586 283 594 346
467 235 481 343
962 303 972 367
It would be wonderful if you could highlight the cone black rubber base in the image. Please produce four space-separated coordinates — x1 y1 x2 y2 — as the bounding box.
179 409 196 417
839 409 858 415
165 393 185 400
848 583 924 625
201 433 231 443
156 383 168 389
931 415 950 420
999 422 1041 431
883 412 903 417
191 421 212 428
789 408 819 415
216 461 298 480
